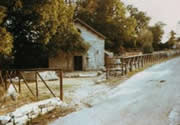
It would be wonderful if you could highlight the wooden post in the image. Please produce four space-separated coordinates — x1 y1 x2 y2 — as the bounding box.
19 72 35 97
0 71 6 90
121 58 124 76
106 60 109 80
130 58 133 72
4 71 8 90
6 71 18 92
18 72 21 93
145 56 147 65
141 56 144 68
124 59 127 75
134 57 137 70
137 57 140 69
35 72 38 100
37 72 56 97
147 56 149 64
127 58 130 73
60 70 63 101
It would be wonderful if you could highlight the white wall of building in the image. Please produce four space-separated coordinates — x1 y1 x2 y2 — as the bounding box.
75 23 105 70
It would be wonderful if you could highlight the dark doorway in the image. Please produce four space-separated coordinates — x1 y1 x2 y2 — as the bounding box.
74 56 83 71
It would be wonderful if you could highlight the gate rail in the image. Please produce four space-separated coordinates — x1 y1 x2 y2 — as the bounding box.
0 68 63 101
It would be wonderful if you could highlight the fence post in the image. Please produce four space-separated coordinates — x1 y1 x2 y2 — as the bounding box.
141 56 144 68
60 70 63 101
0 71 6 90
35 72 38 100
124 59 127 75
106 59 110 79
130 58 133 72
18 71 21 93
121 58 124 76
137 56 141 69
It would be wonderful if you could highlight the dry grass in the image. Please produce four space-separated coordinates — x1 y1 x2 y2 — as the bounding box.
0 79 79 116
0 81 59 115
30 107 76 125
0 85 5 97
104 77 127 87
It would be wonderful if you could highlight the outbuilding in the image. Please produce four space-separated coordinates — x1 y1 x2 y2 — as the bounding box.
49 19 105 71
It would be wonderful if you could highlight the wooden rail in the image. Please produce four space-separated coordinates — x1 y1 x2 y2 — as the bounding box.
0 68 64 101
106 50 180 79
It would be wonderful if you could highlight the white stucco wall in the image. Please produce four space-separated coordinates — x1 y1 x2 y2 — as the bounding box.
75 23 105 70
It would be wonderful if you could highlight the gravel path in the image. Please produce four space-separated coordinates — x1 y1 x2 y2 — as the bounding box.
51 57 180 125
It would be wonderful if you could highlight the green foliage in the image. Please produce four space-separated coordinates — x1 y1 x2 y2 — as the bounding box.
0 6 7 24
0 27 13 55
149 22 165 50
0 6 13 56
166 30 177 49
142 43 154 53
47 23 90 57
29 0 72 44
137 29 154 53
127 5 151 33
0 0 89 68
75 0 137 54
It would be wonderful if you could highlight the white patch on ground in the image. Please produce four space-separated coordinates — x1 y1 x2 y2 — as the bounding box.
38 71 59 81
4 84 19 101
169 100 180 125
64 71 101 78
0 98 67 125
64 75 111 109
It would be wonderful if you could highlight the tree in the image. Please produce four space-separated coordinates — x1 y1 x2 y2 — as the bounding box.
166 30 177 49
137 29 154 53
0 28 13 55
75 0 137 54
0 0 89 68
0 6 13 56
0 6 13 70
47 24 90 57
149 22 165 50
127 5 151 34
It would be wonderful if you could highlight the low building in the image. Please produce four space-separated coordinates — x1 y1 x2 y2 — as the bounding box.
49 19 105 71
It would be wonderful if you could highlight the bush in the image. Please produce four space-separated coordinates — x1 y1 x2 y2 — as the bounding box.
142 44 154 54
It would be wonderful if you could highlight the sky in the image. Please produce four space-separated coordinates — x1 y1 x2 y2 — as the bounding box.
122 0 180 43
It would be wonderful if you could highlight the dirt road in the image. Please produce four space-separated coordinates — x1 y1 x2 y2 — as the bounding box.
51 57 180 125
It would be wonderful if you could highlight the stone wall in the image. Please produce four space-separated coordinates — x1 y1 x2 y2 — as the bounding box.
49 53 74 71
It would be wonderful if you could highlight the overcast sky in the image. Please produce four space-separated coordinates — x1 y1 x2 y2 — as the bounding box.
122 0 180 42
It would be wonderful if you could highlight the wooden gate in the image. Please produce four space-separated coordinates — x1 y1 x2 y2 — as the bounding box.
0 68 64 101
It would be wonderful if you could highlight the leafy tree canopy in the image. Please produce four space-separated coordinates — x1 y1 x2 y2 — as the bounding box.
127 5 151 33
0 6 13 56
137 29 154 53
76 0 137 54
0 27 13 55
149 22 165 50
0 0 89 68
166 30 177 49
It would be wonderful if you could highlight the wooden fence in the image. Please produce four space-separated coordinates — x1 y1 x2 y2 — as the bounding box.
106 50 180 79
0 68 63 100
